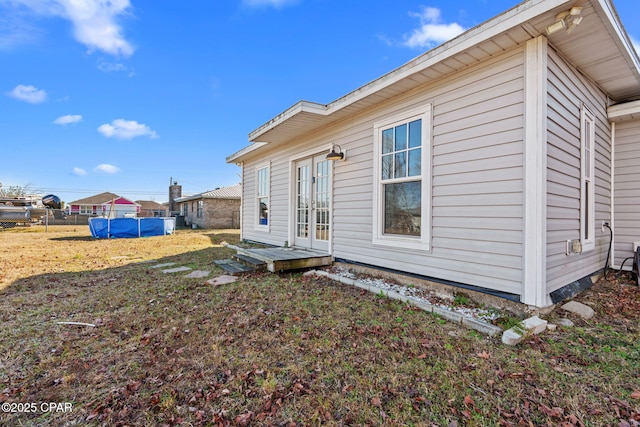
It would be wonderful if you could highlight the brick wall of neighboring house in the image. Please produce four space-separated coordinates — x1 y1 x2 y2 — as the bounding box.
184 198 240 229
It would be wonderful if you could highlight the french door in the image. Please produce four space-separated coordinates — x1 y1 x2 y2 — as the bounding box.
293 154 331 251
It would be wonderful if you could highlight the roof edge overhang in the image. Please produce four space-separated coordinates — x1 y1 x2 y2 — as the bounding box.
227 142 268 163
228 0 640 163
608 99 640 122
594 0 640 88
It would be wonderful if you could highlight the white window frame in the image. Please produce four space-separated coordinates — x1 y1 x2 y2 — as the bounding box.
372 104 432 251
580 104 596 252
197 200 203 218
255 162 270 231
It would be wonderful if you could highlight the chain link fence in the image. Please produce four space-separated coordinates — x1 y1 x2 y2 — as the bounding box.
0 210 89 230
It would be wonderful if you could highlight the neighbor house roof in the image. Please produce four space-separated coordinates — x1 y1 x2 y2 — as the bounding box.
228 0 640 163
174 184 241 203
69 192 120 205
135 200 166 211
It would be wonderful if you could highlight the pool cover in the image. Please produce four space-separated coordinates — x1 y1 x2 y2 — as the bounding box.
88 217 175 239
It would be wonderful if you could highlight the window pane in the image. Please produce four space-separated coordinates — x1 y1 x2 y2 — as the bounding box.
257 168 268 197
382 154 393 180
394 152 406 178
584 182 590 240
585 153 591 179
584 122 591 150
409 119 422 148
394 124 407 151
384 181 421 236
408 148 421 176
258 197 268 225
382 129 393 154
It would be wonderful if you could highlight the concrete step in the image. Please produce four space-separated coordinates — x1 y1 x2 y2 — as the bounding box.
232 254 267 271
214 259 255 275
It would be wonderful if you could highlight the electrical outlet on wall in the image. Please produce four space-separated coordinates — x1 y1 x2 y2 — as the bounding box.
601 220 610 232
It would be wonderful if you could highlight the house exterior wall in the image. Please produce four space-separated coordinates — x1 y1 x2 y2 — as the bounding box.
241 46 527 297
545 47 612 293
69 203 137 218
180 199 240 229
613 118 640 266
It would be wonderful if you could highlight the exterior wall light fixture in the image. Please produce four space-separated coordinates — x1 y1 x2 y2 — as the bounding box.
326 144 345 161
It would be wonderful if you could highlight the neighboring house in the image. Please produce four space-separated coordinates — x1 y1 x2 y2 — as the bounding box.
136 200 167 217
228 0 640 308
174 184 241 229
67 192 140 219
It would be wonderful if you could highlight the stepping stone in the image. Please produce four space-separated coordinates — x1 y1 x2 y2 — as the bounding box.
557 318 575 327
150 262 177 269
561 301 595 320
162 266 192 274
184 270 210 279
206 275 238 286
522 315 548 335
502 328 524 346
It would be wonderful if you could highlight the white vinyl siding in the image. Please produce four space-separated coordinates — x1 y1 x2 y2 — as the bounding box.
332 48 526 296
613 119 640 266
545 48 611 293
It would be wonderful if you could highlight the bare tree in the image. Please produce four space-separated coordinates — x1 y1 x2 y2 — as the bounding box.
0 183 34 198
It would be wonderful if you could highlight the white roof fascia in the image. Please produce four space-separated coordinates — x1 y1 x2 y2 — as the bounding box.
226 142 268 163
608 99 640 122
248 101 328 142
245 0 571 144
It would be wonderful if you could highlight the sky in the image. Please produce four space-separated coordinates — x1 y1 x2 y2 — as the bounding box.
1 0 638 204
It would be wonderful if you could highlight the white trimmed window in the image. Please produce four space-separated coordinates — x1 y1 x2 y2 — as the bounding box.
373 104 432 251
580 104 596 252
256 164 270 229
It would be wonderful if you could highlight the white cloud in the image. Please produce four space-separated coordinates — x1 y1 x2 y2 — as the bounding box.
94 164 120 174
97 119 158 140
6 84 47 103
54 114 82 125
403 7 465 49
4 0 134 57
72 167 87 176
242 0 298 8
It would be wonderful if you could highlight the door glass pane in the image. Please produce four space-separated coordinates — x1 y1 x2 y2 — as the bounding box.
296 165 309 238
315 160 330 241
384 181 421 236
